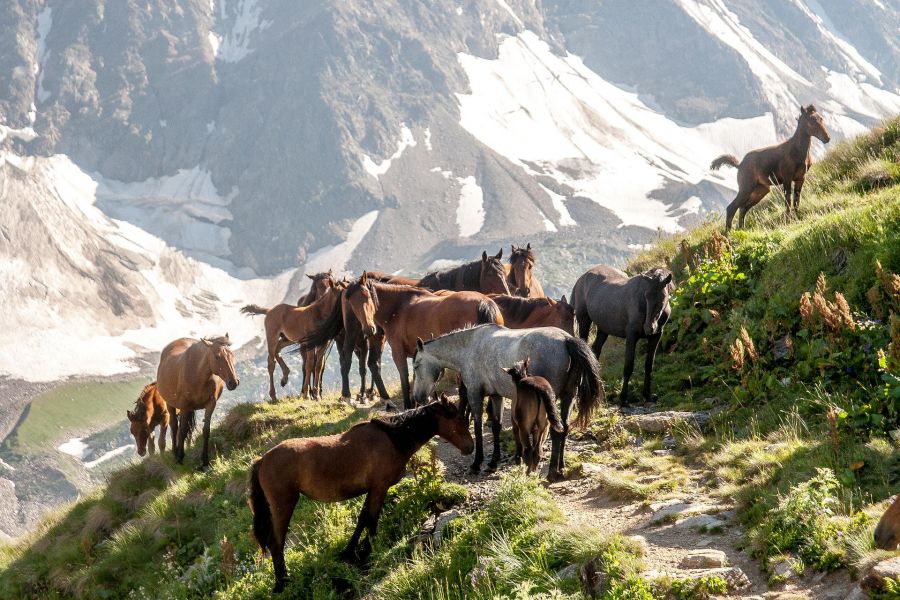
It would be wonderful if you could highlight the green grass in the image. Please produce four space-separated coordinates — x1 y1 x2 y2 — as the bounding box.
3 379 146 454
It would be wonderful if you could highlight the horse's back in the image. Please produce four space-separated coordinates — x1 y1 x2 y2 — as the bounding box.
157 338 196 402
471 326 571 396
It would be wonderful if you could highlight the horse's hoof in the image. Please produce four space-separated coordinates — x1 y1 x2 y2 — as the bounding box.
280 378 288 388
469 464 481 474
514 456 522 466
198 463 211 473
546 470 564 483
273 580 286 594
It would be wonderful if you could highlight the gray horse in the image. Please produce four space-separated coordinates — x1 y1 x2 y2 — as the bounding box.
411 324 603 481
571 266 674 404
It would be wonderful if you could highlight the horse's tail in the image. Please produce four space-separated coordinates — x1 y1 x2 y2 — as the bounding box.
710 154 739 171
295 290 345 347
534 384 564 433
477 299 504 326
248 458 274 553
564 336 604 429
241 304 269 316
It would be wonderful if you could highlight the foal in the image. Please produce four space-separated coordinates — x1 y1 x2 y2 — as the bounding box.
126 382 170 457
248 397 474 593
503 358 563 474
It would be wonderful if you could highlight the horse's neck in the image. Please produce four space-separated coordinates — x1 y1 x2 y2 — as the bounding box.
373 285 417 325
310 293 338 319
428 335 467 370
186 343 215 384
789 123 812 158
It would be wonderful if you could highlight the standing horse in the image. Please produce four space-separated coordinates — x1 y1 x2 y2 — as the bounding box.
241 284 344 401
571 266 674 404
711 105 830 230
505 243 545 298
338 273 504 409
411 324 603 479
417 249 511 295
296 270 337 396
126 382 170 457
875 495 900 550
248 397 474 593
489 294 574 334
503 358 563 474
157 335 239 469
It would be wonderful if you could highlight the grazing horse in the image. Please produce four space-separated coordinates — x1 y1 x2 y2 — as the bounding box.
503 358 563 474
248 397 474 593
417 249 511 295
126 382 170 457
489 294 574 334
411 323 603 479
875 495 900 550
711 105 830 230
157 335 239 469
339 274 504 409
241 284 344 401
505 243 545 298
572 266 674 404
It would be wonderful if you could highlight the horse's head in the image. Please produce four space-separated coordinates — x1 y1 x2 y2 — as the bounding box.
126 408 152 457
547 295 575 335
799 104 830 144
432 395 474 455
502 357 530 382
412 337 445 404
204 334 239 391
640 269 674 337
345 272 379 337
509 244 536 297
875 495 900 550
481 249 511 295
300 269 335 304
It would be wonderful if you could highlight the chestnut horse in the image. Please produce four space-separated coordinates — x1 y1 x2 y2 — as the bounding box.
875 495 900 550
489 293 574 334
711 104 830 230
504 358 563 474
241 284 344 401
505 243 545 298
126 382 170 457
157 335 239 469
339 273 504 408
249 397 474 592
296 271 337 395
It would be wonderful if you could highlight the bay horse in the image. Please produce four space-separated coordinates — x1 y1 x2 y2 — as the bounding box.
156 335 239 469
711 104 830 230
875 495 900 550
296 270 337 396
248 396 474 593
411 323 603 479
504 358 563 474
417 249 511 295
571 266 674 404
489 293 574 335
505 243 545 298
241 284 344 402
126 382 170 457
339 273 504 409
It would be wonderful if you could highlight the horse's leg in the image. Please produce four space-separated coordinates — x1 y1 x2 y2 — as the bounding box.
370 336 390 399
575 310 592 344
512 415 524 466
620 332 638 404
175 410 191 464
725 196 741 232
740 185 769 229
793 178 804 213
393 350 412 409
275 348 291 389
591 331 608 359
487 394 503 471
556 396 573 478
782 181 793 221
338 339 353 399
270 490 299 592
300 348 312 399
360 487 388 560
147 431 156 455
199 404 214 470
642 333 662 402
168 406 178 453
158 417 167 454
315 343 330 399
356 344 368 401
469 388 486 473
267 350 278 402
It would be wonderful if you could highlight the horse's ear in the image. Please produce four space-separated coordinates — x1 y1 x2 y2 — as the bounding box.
560 294 568 305
126 409 134 421
502 366 515 375
526 243 531 250
661 273 673 287
416 337 425 352
306 274 315 280
360 271 368 284
328 268 333 275
807 104 816 114
224 333 230 343
482 251 488 262
511 243 518 253
494 248 503 260
203 338 213 347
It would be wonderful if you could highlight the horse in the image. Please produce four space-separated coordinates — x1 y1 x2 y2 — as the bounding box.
875 495 900 550
711 104 830 231
411 323 603 480
126 382 170 457
248 396 474 593
156 335 239 469
503 358 563 474
417 249 511 295
296 270 337 396
296 270 334 306
571 266 674 404
489 293 574 334
241 284 344 402
338 273 504 409
505 243 545 298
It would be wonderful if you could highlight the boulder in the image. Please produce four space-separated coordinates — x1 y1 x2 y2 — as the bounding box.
650 499 724 524
680 549 727 569
862 555 900 591
675 514 726 532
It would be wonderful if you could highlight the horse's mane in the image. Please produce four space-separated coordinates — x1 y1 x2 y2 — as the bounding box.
421 323 496 346
370 280 432 299
510 246 536 264
370 403 452 454
131 382 156 420
491 295 552 322
418 259 477 290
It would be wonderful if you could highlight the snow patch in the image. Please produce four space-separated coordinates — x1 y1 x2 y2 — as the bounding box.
208 31 221 57
362 124 417 178
85 445 132 469
495 0 523 26
455 176 485 237
214 0 272 63
34 7 52 103
303 210 379 276
58 438 88 460
540 185 576 226
427 259 464 271
424 127 433 151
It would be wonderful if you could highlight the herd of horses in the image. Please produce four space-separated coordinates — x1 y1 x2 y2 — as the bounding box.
122 105 847 591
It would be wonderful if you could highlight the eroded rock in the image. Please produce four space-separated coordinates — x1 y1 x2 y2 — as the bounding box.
680 548 727 569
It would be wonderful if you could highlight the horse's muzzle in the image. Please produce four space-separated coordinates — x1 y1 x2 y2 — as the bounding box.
820 133 831 144
461 441 475 455
227 379 239 391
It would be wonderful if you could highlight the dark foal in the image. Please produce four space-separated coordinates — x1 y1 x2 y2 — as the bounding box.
503 358 563 474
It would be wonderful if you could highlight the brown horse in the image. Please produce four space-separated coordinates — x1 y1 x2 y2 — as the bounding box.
711 104 830 231
503 358 563 474
296 270 335 306
417 249 511 295
505 243 545 298
248 396 474 592
339 273 504 408
296 271 337 396
157 335 239 469
241 284 344 401
489 294 574 334
126 382 170 457
875 495 900 550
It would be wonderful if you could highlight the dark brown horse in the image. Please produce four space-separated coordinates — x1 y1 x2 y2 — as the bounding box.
875 495 900 550
505 243 545 298
489 294 574 335
711 105 830 230
572 266 673 404
503 358 563 474
248 397 474 593
126 382 170 457
339 274 504 408
417 250 511 295
157 335 239 469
